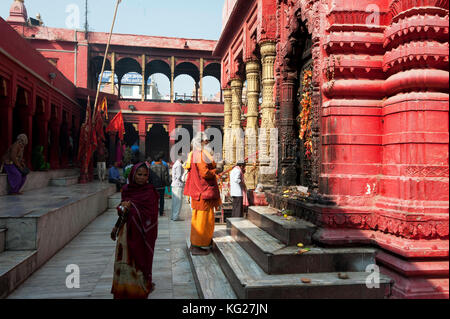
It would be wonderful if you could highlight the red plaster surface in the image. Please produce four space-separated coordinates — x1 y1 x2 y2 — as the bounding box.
217 0 449 298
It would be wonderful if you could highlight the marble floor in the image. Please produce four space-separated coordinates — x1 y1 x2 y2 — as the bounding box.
7 197 199 299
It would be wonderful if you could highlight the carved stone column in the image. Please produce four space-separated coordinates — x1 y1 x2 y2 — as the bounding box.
279 72 297 186
259 41 277 186
244 60 260 190
223 88 233 170
230 78 243 165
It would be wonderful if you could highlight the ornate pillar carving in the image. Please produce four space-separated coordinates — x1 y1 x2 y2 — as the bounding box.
259 40 277 185
223 88 233 169
230 78 243 165
278 4 304 187
244 60 260 190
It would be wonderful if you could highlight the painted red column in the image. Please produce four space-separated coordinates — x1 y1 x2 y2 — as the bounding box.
59 112 70 169
168 118 176 162
0 79 12 158
49 107 61 170
138 118 146 161
375 0 449 299
24 112 33 169
35 112 48 164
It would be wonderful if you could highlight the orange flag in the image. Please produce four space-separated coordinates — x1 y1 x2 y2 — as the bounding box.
106 110 125 141
98 97 108 119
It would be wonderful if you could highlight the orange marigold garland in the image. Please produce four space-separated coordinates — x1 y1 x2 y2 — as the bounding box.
298 68 313 159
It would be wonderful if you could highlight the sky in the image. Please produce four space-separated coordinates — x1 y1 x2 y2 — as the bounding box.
0 0 225 97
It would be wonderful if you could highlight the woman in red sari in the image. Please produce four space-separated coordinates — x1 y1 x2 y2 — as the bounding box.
110 162 160 299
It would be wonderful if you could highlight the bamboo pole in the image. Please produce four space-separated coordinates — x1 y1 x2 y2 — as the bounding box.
93 0 121 117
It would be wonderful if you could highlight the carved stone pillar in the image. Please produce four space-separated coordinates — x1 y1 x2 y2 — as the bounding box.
223 88 233 169
279 73 297 186
259 41 277 186
230 78 243 165
244 60 260 190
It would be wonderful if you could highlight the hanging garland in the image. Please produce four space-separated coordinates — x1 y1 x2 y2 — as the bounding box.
298 67 313 159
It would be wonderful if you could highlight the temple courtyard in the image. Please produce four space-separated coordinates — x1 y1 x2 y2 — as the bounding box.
2 185 199 299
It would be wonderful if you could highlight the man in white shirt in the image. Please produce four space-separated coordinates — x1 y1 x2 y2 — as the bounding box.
171 155 185 221
230 162 246 218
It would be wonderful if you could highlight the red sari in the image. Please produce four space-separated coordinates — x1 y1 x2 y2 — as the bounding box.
111 163 160 299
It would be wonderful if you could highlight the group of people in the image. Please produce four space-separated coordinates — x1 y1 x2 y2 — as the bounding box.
106 152 176 219
110 132 249 299
1 133 248 300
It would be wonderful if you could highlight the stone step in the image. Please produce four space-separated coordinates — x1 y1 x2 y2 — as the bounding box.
0 229 5 253
1 169 79 196
186 237 237 299
0 250 37 299
227 218 377 275
108 192 122 209
0 182 115 298
247 206 317 246
49 175 79 187
213 233 393 299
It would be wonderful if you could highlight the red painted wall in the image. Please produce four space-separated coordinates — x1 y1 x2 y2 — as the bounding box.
215 0 449 298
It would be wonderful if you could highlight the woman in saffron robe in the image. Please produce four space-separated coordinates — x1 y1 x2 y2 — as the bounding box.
184 133 222 256
110 162 160 299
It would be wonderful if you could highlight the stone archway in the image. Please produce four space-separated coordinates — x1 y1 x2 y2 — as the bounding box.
146 124 170 162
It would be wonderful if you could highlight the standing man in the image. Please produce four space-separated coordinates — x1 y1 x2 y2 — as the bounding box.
230 162 247 218
171 154 185 221
150 152 170 216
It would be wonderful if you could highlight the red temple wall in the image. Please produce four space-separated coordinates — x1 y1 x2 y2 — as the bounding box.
0 18 82 169
217 0 449 298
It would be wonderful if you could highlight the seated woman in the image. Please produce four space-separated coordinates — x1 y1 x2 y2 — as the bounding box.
110 162 160 299
1 134 28 195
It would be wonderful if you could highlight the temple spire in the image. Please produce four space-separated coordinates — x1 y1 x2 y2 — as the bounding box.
6 0 28 25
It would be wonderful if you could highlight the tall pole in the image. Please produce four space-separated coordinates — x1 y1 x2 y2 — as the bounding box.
84 0 88 39
93 0 121 117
